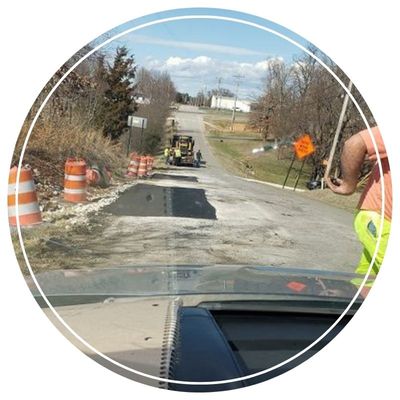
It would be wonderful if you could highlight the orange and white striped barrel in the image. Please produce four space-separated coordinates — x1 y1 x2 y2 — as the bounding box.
8 166 42 226
126 153 141 177
150 156 155 171
145 155 153 176
137 156 147 178
64 159 87 202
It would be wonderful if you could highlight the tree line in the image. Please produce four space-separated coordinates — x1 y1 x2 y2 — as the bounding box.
21 45 176 160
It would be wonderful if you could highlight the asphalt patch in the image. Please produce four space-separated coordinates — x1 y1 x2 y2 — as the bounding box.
151 173 198 182
103 184 216 220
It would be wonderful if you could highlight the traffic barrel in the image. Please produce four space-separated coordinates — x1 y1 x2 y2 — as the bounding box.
137 156 147 178
87 164 112 187
8 166 42 226
151 156 155 171
86 166 101 186
64 158 87 202
126 153 140 177
145 155 153 176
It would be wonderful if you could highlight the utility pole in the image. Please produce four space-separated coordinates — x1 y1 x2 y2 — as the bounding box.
217 77 222 110
231 74 244 131
203 85 207 107
323 79 353 187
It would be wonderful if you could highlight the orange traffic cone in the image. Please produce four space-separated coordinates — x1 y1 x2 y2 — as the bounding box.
64 158 87 202
137 156 147 178
8 166 42 226
126 152 141 177
145 155 153 176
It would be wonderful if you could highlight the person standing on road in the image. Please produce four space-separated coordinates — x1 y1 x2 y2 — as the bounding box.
196 149 202 167
174 147 182 166
325 126 392 290
164 147 170 164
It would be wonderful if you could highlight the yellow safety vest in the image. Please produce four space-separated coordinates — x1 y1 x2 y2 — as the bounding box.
175 149 181 157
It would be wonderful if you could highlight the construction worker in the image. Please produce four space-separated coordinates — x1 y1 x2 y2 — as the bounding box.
325 126 392 293
164 147 170 164
196 149 202 167
174 147 182 166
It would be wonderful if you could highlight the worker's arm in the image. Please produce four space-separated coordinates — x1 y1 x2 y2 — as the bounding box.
326 133 367 195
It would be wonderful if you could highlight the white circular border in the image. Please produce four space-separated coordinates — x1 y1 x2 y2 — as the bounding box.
14 10 385 387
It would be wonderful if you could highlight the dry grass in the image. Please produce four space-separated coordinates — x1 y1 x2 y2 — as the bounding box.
16 120 121 165
12 118 129 187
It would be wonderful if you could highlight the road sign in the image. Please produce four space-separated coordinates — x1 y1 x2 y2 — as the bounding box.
293 134 315 159
128 115 147 129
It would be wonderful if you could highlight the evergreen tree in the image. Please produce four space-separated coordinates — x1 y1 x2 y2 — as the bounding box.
103 46 137 139
90 53 109 130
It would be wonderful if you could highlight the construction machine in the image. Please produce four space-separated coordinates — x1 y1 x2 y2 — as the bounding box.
170 134 195 166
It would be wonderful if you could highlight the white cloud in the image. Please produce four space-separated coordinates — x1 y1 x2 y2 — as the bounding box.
165 57 187 67
193 56 212 64
165 56 213 67
142 55 283 98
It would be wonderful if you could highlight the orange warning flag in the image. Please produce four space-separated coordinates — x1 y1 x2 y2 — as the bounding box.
293 134 315 159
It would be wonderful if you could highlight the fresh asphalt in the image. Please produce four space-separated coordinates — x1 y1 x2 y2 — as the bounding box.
104 183 216 220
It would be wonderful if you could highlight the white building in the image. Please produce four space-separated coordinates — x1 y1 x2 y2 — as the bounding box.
210 95 251 113
133 94 151 105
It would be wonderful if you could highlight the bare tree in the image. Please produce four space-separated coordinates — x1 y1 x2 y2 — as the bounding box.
132 68 176 154
250 48 376 181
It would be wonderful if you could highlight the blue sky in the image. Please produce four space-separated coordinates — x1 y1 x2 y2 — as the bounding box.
92 9 311 99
